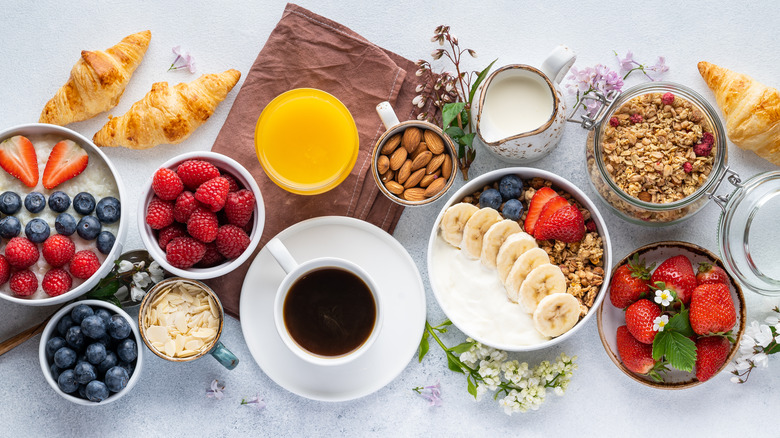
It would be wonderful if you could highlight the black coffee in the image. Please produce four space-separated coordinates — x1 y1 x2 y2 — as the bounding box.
283 267 376 357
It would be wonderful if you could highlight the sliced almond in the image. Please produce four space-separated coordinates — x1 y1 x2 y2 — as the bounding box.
389 147 407 171
426 154 445 174
404 168 426 189
411 151 432 171
377 155 390 174
402 127 422 153
424 177 447 197
424 130 445 154
381 133 402 155
397 159 412 184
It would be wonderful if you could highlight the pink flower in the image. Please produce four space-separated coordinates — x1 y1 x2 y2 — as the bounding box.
414 383 443 407
241 395 266 410
169 46 196 73
206 379 225 400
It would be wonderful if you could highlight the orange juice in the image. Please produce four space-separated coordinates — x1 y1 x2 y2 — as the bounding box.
255 89 359 195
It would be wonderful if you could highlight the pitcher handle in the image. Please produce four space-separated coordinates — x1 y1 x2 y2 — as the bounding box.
540 45 577 85
376 101 401 130
209 341 239 370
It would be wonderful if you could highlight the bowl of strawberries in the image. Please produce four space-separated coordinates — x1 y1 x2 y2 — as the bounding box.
138 151 264 280
597 241 746 388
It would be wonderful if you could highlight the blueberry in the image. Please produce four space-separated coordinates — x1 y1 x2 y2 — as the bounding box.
24 218 50 243
23 191 46 213
78 384 88 399
73 192 96 215
46 336 67 359
96 231 115 255
95 309 112 324
76 216 101 240
97 351 118 375
50 364 62 381
104 366 129 393
0 191 21 215
71 304 94 324
108 315 131 340
74 362 97 385
85 343 107 365
65 326 85 351
0 216 21 239
93 334 112 349
81 314 107 339
53 347 77 369
116 338 137 363
48 191 71 213
76 353 89 366
54 213 77 236
56 315 75 337
85 380 110 402
57 369 79 393
502 199 525 221
479 188 503 210
499 175 524 201
118 361 135 377
96 197 121 224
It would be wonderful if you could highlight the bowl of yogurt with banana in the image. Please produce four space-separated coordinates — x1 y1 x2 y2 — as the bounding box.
427 168 612 351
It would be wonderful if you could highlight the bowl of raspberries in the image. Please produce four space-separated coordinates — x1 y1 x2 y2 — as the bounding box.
138 151 264 279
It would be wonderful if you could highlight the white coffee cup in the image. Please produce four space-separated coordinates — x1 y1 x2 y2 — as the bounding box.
266 237 383 366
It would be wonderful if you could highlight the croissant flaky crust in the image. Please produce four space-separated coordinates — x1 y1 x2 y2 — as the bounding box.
92 69 241 149
698 61 780 166
39 30 151 126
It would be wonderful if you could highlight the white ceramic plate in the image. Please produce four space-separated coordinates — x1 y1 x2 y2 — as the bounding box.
239 216 426 402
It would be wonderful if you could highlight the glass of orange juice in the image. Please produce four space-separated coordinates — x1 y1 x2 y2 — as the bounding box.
254 89 359 195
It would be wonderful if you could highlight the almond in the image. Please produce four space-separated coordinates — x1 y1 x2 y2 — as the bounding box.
381 134 402 155
397 159 412 184
389 147 407 171
441 154 453 179
385 180 404 195
377 155 390 174
424 177 446 198
424 130 445 155
419 173 437 188
426 154 445 174
404 168 425 189
402 188 426 202
411 151 432 171
402 127 422 153
411 142 428 160
381 169 395 182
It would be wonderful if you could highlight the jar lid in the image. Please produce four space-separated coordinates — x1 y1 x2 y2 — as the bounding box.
718 170 780 295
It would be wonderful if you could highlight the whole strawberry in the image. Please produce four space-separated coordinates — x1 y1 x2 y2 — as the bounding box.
215 225 250 259
187 208 219 243
166 237 206 269
146 197 174 230
616 325 657 374
695 336 731 382
651 255 697 304
10 270 38 296
4 236 39 269
610 254 653 308
152 168 184 201
42 268 72 297
625 299 662 344
195 177 230 212
42 234 76 268
176 160 220 190
696 263 729 286
533 204 585 243
224 189 255 227
173 191 198 223
0 254 9 286
70 250 101 280
690 283 736 335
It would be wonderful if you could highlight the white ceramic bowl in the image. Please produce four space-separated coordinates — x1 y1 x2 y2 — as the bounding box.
137 151 264 279
0 124 128 306
39 300 143 405
427 168 612 351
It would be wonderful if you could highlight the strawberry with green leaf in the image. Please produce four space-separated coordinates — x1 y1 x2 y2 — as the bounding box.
696 263 730 286
609 254 654 309
652 309 697 372
616 325 668 381
651 254 697 305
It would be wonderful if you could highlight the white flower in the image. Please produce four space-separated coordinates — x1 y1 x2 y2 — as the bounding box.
753 352 769 368
149 261 164 284
654 289 673 306
130 285 147 302
754 324 774 348
132 271 151 288
765 315 780 326
730 376 742 384
653 315 669 332
117 260 134 273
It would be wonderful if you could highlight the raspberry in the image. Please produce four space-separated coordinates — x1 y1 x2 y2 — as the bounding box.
662 92 675 106
70 250 101 280
173 191 198 223
684 162 693 173
42 268 72 297
195 177 230 212
609 117 620 127
42 234 76 268
158 224 187 250
165 237 206 269
176 160 220 190
693 141 713 157
701 132 715 145
221 172 241 192
187 208 219 243
4 237 39 269
10 270 38 296
195 242 226 268
630 113 643 124
146 197 175 230
585 220 597 232
0 255 9 286
152 168 184 201
215 225 250 259
224 189 255 227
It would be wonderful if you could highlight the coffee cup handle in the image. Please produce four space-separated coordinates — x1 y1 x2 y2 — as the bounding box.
266 237 299 274
540 45 577 85
376 101 401 130
209 341 239 370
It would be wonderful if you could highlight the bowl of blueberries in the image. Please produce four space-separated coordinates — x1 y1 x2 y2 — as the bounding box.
39 300 142 405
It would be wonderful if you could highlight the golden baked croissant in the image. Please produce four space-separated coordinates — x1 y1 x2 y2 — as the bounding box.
92 69 241 149
39 30 151 125
698 61 780 166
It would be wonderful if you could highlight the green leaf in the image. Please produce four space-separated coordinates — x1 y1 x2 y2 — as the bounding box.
665 310 694 337
85 280 124 300
444 126 465 138
449 341 476 354
467 376 478 399
468 58 498 104
653 331 697 372
442 102 466 129
461 133 476 148
418 333 430 362
447 355 465 374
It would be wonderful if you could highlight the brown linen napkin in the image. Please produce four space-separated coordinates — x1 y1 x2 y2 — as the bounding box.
205 3 425 318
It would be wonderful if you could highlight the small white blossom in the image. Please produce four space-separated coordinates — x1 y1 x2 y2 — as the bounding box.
754 352 769 368
133 271 151 288
654 289 673 306
130 285 147 302
117 260 134 273
412 95 424 106
149 261 164 284
653 315 669 332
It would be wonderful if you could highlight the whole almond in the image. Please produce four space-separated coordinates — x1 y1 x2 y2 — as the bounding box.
404 168 425 189
377 155 390 174
381 134 402 155
381 169 395 182
411 142 428 160
426 154 445 174
385 180 404 195
402 127 422 153
424 177 446 198
389 147 407 171
419 173 437 188
411 151 432 171
441 154 453 179
424 130 445 155
397 159 412 184
402 188 426 202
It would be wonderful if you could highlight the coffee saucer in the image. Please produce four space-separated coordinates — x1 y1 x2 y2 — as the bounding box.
239 216 426 401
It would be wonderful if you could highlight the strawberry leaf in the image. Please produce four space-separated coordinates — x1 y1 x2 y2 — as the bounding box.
665 310 695 337
653 331 696 372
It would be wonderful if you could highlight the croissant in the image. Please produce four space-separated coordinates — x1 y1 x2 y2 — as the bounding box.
39 30 151 126
92 69 241 149
698 61 780 166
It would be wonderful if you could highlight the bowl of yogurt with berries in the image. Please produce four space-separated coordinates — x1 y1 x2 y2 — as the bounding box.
0 124 127 306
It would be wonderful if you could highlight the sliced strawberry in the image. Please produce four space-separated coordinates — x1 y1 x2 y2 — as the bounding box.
42 140 89 189
535 196 569 225
534 204 586 243
523 187 557 235
0 135 39 187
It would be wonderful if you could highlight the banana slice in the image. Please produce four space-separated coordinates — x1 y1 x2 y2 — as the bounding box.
460 207 502 259
496 232 538 284
439 203 479 248
504 248 551 303
516 264 566 313
533 293 580 337
480 220 522 269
